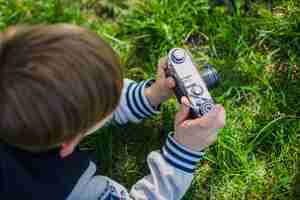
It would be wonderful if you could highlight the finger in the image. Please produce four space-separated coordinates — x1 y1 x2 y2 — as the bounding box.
209 107 225 136
189 105 221 128
215 105 226 128
203 105 225 129
158 57 167 69
157 57 167 79
175 97 191 125
181 96 191 106
165 77 176 88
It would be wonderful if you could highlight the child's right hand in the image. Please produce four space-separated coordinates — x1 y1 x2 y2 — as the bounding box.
173 97 225 152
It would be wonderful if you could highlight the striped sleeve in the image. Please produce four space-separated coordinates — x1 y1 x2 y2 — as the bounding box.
112 79 160 125
129 133 205 199
162 133 205 173
74 132 206 199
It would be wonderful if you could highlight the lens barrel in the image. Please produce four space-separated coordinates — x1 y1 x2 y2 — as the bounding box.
200 64 219 89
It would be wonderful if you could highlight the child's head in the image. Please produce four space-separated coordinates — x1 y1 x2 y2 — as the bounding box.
0 24 123 153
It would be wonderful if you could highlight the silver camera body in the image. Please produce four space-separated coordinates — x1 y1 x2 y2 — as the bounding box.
166 48 219 117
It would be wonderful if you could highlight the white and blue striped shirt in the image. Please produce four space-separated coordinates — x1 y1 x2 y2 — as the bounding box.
112 79 160 125
67 79 205 200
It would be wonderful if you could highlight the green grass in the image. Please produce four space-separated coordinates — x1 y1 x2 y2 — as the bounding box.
1 0 300 199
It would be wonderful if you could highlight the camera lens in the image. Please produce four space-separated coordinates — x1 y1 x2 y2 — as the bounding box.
200 64 219 89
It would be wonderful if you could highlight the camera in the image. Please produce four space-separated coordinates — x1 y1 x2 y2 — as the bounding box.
166 48 219 118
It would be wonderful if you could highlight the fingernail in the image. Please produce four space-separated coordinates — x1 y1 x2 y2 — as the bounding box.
181 97 191 107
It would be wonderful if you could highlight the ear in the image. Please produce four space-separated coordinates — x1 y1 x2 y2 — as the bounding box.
60 135 82 158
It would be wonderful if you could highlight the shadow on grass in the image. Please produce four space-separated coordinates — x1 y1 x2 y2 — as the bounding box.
81 117 166 188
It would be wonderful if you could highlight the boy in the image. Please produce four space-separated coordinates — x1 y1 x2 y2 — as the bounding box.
0 24 225 200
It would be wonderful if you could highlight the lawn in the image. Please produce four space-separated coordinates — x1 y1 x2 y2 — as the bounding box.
0 0 300 199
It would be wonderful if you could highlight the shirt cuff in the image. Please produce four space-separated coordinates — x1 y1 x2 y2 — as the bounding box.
125 79 160 120
162 133 204 174
144 79 162 111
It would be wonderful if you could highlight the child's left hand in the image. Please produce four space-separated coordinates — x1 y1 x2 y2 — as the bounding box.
145 57 176 108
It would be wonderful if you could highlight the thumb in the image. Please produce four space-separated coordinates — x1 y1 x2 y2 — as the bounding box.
189 104 224 129
175 97 191 126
